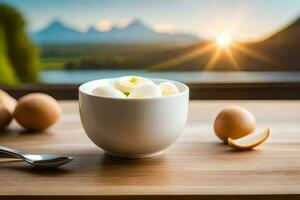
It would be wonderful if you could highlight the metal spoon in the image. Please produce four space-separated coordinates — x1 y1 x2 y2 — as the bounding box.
0 146 73 168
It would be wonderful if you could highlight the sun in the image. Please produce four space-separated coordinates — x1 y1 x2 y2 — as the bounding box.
216 33 232 48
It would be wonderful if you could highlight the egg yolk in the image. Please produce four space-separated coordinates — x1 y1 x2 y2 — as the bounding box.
129 77 138 84
162 90 169 96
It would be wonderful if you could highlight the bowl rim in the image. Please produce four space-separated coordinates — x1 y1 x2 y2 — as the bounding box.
79 77 189 101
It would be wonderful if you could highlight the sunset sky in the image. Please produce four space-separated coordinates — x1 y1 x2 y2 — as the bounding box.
1 0 300 41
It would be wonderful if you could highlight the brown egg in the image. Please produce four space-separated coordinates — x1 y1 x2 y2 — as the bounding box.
14 93 60 130
214 106 256 143
0 89 17 114
0 105 12 131
0 90 16 131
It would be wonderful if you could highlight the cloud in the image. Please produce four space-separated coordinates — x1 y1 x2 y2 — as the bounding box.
96 18 133 31
96 19 176 34
153 22 176 33
97 19 113 31
116 18 133 28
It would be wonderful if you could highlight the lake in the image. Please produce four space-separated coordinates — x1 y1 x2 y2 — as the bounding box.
41 70 300 84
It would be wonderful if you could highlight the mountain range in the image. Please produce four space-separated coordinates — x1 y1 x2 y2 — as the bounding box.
152 16 300 71
261 17 300 46
31 19 200 44
39 16 300 71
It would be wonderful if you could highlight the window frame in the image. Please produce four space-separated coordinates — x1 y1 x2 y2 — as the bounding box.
1 82 300 100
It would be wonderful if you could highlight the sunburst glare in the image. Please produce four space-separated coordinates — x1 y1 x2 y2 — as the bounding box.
216 33 232 48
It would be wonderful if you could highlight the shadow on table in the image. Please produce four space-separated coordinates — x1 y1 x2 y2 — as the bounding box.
0 157 72 175
98 153 173 185
210 141 263 153
68 150 174 185
0 127 51 136
11 165 71 175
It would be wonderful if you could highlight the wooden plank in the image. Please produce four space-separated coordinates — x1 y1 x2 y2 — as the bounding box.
0 100 299 199
1 82 300 100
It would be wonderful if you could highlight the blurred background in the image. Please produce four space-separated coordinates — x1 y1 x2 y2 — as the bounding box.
1 0 300 84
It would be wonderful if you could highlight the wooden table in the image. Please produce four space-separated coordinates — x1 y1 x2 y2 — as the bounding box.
0 100 299 200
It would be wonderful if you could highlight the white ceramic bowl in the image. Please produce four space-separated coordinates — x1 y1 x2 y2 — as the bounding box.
79 78 189 158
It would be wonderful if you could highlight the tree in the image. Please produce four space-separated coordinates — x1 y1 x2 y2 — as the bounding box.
0 25 18 83
0 4 39 83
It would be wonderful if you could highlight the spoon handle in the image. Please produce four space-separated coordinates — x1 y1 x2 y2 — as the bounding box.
0 146 24 158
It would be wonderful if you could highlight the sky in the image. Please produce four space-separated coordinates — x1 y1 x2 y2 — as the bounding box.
1 0 300 41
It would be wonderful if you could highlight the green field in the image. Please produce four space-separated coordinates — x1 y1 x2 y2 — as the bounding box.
39 43 192 70
39 42 268 71
40 57 80 69
39 40 300 72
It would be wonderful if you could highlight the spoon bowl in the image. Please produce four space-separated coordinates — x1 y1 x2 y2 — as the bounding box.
23 154 73 167
0 146 73 168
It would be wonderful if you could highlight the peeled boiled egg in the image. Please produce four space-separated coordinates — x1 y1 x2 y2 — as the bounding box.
115 76 153 95
92 85 126 98
214 106 256 143
159 82 179 96
128 83 161 99
14 93 60 130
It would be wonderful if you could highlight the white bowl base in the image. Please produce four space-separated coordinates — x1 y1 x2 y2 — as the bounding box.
105 151 163 159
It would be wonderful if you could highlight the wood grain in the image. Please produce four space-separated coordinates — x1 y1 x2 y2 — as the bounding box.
0 100 299 200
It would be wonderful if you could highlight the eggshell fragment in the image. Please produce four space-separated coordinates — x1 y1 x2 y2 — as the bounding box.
228 128 270 150
14 93 60 130
214 106 256 143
